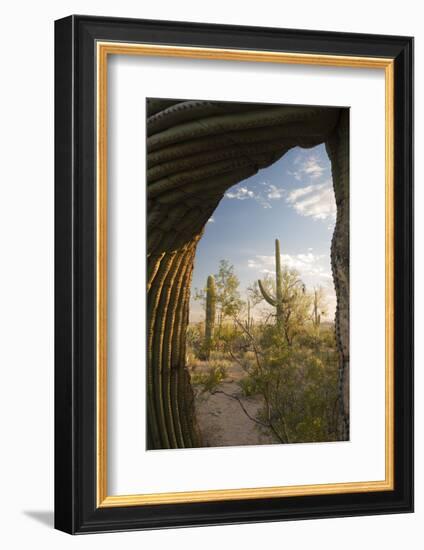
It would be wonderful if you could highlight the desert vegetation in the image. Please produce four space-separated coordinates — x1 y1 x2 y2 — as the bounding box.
188 239 340 447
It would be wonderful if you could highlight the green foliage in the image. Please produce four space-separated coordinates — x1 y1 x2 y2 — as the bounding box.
214 260 243 323
194 259 242 334
214 322 244 351
186 322 204 358
238 376 259 397
241 324 339 443
191 364 228 394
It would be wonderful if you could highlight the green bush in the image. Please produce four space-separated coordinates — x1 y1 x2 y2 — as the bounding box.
186 323 204 358
239 376 260 397
190 364 228 393
241 324 339 443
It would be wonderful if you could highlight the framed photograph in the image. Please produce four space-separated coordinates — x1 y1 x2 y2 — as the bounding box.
54 15 413 534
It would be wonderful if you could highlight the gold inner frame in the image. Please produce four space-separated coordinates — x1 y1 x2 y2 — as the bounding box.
96 42 395 508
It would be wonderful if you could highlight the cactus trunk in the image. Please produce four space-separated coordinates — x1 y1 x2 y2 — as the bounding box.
313 289 321 330
203 275 216 360
245 299 254 332
275 239 284 327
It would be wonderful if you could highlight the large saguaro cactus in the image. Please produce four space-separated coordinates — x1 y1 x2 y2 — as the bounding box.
202 275 216 360
258 239 284 327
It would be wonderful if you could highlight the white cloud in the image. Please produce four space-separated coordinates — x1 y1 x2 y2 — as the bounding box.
264 183 285 199
226 186 255 200
286 181 336 221
225 184 272 208
287 184 319 202
207 216 215 223
289 153 326 181
225 181 285 209
248 252 331 280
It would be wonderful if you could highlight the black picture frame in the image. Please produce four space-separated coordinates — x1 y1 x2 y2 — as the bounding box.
55 15 414 534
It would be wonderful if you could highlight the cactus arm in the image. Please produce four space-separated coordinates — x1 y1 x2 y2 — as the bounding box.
258 279 277 307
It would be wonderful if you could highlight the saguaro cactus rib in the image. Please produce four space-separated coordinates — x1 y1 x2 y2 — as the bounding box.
147 119 334 168
148 252 177 448
147 244 202 449
147 100 255 136
325 110 350 440
154 167 256 209
147 98 182 117
147 106 337 152
147 140 291 183
168 248 196 447
176 245 201 447
155 250 188 449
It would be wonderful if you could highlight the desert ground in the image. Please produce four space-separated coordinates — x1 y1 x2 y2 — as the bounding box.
189 359 277 447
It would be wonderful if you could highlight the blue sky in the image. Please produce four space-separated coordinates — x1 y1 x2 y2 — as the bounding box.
189 143 337 322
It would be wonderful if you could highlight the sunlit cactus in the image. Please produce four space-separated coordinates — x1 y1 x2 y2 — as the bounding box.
258 239 284 327
202 275 216 360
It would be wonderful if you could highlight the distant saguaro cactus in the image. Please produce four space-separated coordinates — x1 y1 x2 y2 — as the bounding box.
312 288 321 329
203 275 216 360
312 287 326 332
258 239 284 327
245 299 254 332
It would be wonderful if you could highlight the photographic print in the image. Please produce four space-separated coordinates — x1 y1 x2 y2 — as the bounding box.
146 98 349 450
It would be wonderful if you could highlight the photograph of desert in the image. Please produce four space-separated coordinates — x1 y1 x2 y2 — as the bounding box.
146 98 349 449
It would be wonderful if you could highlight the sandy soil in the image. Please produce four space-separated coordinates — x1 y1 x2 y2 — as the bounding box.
190 361 277 448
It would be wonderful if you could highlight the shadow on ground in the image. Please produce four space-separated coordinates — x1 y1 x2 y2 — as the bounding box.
23 510 54 528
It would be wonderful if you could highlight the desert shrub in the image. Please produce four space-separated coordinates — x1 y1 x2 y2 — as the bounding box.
235 323 339 443
186 322 204 359
190 364 228 393
266 348 338 443
239 376 260 397
213 322 244 352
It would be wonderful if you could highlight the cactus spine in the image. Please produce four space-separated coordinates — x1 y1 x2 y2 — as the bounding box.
203 275 216 360
258 239 284 327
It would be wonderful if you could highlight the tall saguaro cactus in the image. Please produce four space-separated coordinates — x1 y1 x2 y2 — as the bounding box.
203 275 216 360
258 239 284 327
312 288 321 330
